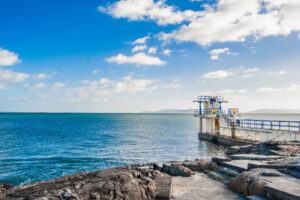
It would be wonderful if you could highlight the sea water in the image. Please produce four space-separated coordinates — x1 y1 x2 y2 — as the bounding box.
0 113 224 186
1 113 299 186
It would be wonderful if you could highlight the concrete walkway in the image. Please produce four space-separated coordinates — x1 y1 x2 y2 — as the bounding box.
170 173 244 200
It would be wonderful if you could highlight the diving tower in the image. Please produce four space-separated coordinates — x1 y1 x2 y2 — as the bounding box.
193 96 300 142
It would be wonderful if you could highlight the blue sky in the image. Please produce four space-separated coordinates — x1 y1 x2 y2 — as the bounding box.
1 0 300 112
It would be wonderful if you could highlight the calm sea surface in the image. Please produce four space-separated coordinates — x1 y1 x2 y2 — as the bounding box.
0 113 224 186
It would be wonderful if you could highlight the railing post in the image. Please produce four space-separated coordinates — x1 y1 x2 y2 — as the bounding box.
270 121 272 130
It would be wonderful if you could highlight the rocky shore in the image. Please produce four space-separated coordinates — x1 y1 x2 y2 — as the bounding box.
1 141 299 200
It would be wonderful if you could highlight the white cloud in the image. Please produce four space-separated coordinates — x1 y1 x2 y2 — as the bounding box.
132 36 150 44
52 82 65 90
30 82 46 90
250 46 256 54
24 83 30 88
99 0 201 25
202 67 259 80
256 87 282 92
161 0 300 46
241 67 259 78
286 84 300 91
148 47 157 54
216 89 247 94
256 84 300 93
0 84 6 90
132 45 147 52
0 48 21 66
0 68 29 83
268 70 286 75
162 49 172 56
66 76 181 104
92 69 102 74
106 52 166 66
202 70 235 79
243 68 259 73
35 73 51 80
67 76 157 101
209 48 238 60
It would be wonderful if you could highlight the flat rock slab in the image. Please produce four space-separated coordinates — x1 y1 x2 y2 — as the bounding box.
222 160 264 172
263 176 300 200
170 173 244 200
229 154 284 161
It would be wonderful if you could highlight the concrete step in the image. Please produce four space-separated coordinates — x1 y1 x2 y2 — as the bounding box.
206 171 230 184
221 160 263 172
229 154 284 161
263 176 300 200
246 195 269 200
215 166 239 177
170 173 244 200
279 169 300 179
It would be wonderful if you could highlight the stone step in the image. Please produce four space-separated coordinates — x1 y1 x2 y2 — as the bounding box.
221 160 263 172
246 195 269 200
206 171 230 184
215 166 239 177
263 176 300 200
229 154 284 161
279 169 300 179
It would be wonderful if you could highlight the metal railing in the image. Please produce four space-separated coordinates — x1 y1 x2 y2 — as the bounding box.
193 108 222 116
235 119 300 132
196 96 225 102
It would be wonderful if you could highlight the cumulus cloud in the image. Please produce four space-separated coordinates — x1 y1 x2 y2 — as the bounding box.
29 82 47 90
99 0 201 25
66 76 181 103
162 49 172 56
209 48 238 60
160 0 300 45
202 67 259 80
202 70 235 79
52 82 65 90
132 45 147 52
132 36 150 44
35 73 51 80
0 48 21 66
106 52 166 66
148 47 157 54
67 76 156 101
0 68 29 83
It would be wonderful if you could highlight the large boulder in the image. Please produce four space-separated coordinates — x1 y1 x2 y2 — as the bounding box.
228 168 283 197
161 162 195 177
182 160 216 172
1 167 172 200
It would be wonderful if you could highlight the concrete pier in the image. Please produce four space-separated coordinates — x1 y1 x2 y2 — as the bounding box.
194 96 300 143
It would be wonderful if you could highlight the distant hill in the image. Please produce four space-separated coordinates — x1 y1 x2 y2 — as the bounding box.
245 109 300 114
141 109 194 114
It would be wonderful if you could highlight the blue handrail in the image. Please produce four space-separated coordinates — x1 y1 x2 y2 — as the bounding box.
235 119 300 132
